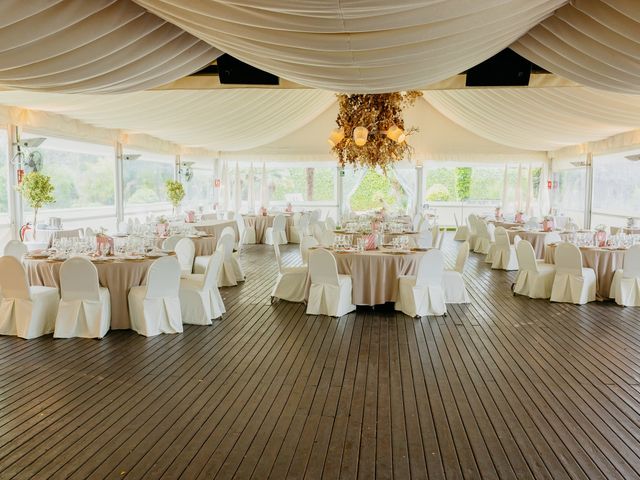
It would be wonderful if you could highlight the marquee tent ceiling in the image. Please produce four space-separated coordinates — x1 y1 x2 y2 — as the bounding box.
424 87 640 150
0 1 638 95
0 0 221 93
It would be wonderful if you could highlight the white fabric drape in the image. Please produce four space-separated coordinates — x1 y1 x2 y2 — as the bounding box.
512 0 640 94
344 168 369 215
0 89 335 151
234 160 241 213
0 0 220 93
248 163 255 214
392 167 416 215
133 0 564 93
501 164 510 211
260 162 268 208
424 87 640 151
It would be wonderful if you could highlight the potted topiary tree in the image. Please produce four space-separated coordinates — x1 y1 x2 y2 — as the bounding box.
165 179 185 217
17 171 55 239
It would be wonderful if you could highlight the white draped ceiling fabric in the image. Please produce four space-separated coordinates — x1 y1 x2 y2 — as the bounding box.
512 0 640 94
0 0 221 93
0 89 335 151
132 0 565 93
424 87 640 151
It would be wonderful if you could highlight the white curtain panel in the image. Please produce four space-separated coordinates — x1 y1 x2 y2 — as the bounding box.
133 0 564 92
0 0 220 93
0 89 335 151
512 0 640 94
424 87 640 151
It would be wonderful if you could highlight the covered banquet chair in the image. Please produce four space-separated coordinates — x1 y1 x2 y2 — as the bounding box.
271 243 307 303
175 238 196 276
443 241 471 304
550 243 596 304
300 236 319 265
54 257 110 339
180 250 226 324
128 256 183 337
610 245 640 307
210 231 244 287
265 214 288 245
453 213 470 241
491 227 518 270
240 214 257 245
288 212 302 244
0 256 59 339
306 249 355 317
396 249 447 317
3 240 27 261
514 240 556 299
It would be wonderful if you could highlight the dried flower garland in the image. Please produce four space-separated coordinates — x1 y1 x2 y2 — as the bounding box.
330 91 422 170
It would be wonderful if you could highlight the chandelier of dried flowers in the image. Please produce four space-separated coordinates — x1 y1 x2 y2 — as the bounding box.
328 91 422 170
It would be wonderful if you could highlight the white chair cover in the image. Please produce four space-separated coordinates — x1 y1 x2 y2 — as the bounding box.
437 230 445 250
226 211 235 220
467 214 479 250
412 213 423 232
116 222 128 234
396 249 447 317
214 232 244 286
271 243 307 302
265 214 288 245
3 240 27 261
129 256 183 337
550 243 596 304
473 219 492 255
610 245 640 307
241 214 257 245
514 240 556 299
54 257 110 339
300 236 319 265
289 212 302 244
175 238 195 276
491 227 518 271
306 249 355 317
297 213 311 239
325 216 336 232
443 242 470 304
431 224 440 247
162 235 185 251
85 227 96 238
200 213 217 221
453 213 470 241
180 250 226 324
0 256 59 339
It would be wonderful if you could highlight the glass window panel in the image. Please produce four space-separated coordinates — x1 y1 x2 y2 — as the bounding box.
123 150 174 207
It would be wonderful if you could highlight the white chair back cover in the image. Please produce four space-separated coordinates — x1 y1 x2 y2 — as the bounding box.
300 236 319 264
163 235 184 251
554 243 583 277
201 213 217 221
292 212 301 225
85 227 96 237
325 216 336 231
415 249 444 289
298 214 310 232
175 238 195 272
203 250 224 289
60 257 101 302
226 211 235 220
431 225 440 246
0 256 30 299
416 229 433 248
146 256 180 298
455 242 470 274
312 223 326 242
623 245 640 279
217 232 235 262
513 235 522 246
222 226 236 240
272 214 286 232
516 240 539 273
310 209 322 223
453 213 460 228
467 214 477 235
3 240 27 261
494 227 510 248
309 249 339 286
486 222 496 241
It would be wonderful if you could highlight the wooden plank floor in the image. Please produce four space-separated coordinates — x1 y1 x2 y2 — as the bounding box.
2 235 640 479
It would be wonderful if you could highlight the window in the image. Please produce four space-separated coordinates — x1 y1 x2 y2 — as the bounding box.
425 164 504 204
269 166 336 203
551 168 585 225
591 151 640 225
123 150 174 208
183 166 214 210
347 168 409 213
0 129 8 217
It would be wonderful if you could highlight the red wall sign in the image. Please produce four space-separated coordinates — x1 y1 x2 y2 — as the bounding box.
547 180 552 190
214 178 221 188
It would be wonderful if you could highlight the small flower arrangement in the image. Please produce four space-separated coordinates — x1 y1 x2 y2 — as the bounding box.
157 215 168 224
165 180 185 209
544 215 554 221
595 224 607 232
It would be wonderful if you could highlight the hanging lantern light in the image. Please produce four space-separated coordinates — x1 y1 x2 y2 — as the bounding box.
386 124 406 143
327 127 345 147
353 126 368 146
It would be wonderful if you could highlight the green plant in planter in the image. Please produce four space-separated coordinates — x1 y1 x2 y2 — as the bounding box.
165 179 185 215
17 171 55 237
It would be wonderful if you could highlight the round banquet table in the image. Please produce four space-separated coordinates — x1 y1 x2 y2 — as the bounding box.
244 214 294 244
623 227 640 235
334 230 420 246
544 245 625 301
506 230 573 259
490 220 525 230
24 256 163 330
154 235 216 256
193 219 239 242
325 249 427 305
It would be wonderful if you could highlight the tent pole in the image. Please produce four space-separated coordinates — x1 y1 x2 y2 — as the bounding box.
7 125 21 239
115 141 124 225
584 152 593 229
415 165 423 216
336 166 343 222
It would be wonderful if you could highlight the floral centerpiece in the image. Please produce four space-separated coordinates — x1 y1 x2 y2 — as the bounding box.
17 171 55 239
494 207 503 221
542 215 555 232
514 210 524 223
165 180 185 216
595 224 608 247
259 206 268 216
156 215 169 237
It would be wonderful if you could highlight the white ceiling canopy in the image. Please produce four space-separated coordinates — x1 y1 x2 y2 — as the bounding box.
0 89 336 150
0 0 221 93
513 0 640 94
424 87 640 151
132 0 565 93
